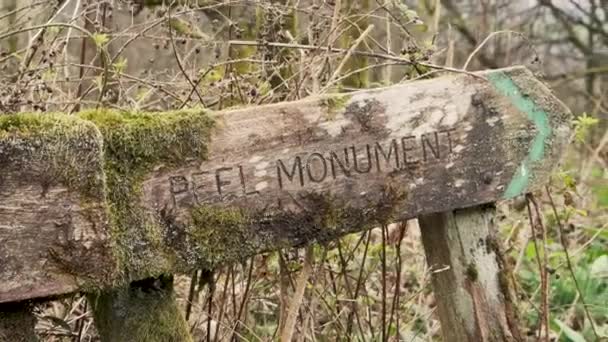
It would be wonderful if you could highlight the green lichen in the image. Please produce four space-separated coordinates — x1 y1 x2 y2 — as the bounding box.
78 108 215 281
89 275 192 342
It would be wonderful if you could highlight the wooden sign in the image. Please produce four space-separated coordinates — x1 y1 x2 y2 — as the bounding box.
0 66 572 303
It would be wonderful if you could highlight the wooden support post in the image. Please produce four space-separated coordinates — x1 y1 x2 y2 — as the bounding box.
418 205 522 342
0 301 38 342
89 275 192 342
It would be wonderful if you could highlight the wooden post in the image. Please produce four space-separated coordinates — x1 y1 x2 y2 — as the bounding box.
0 301 38 342
419 205 522 342
89 275 192 342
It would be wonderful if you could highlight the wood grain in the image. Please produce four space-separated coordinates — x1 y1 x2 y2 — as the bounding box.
0 66 572 303
419 206 522 342
0 117 114 303
141 66 571 259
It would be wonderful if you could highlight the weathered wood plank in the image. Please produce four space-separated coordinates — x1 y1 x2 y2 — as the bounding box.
0 116 114 303
0 66 572 303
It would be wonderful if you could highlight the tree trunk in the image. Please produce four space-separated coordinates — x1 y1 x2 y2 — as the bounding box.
89 274 192 342
418 205 522 342
0 301 38 342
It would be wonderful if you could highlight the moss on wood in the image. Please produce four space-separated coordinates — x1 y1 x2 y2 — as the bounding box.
186 206 258 267
74 109 213 342
77 108 215 281
158 183 407 271
0 107 409 282
89 274 192 342
321 94 352 119
0 302 37 342
466 262 478 281
0 113 105 199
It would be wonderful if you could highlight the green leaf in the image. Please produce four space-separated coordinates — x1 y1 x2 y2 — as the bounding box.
573 113 599 143
525 241 538 260
590 255 608 278
553 318 587 342
92 33 109 47
557 169 577 190
404 9 419 20
113 57 128 74
48 26 61 35
593 184 608 207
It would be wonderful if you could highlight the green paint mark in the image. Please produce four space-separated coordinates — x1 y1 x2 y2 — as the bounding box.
487 72 552 199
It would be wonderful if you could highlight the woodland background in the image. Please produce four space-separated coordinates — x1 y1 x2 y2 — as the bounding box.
0 0 606 341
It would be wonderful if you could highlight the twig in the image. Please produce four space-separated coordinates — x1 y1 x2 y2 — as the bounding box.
381 225 388 342
167 6 206 106
20 0 72 69
192 295 264 342
323 24 374 92
230 257 255 341
463 30 539 70
279 246 314 342
185 270 199 321
214 271 231 342
68 63 182 101
109 1 245 63
373 0 419 48
525 194 549 341
388 222 407 336
528 194 551 342
337 240 367 341
0 23 94 43
74 6 91 113
62 0 83 79
0 1 47 23
228 39 487 80
545 186 600 340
